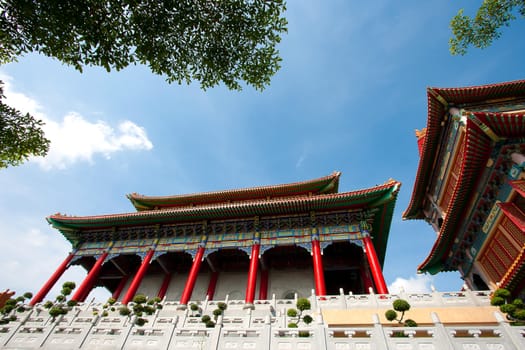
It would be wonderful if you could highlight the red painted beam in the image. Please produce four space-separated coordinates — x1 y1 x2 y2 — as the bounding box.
206 271 219 301
180 247 205 305
72 252 108 302
245 244 260 304
311 240 327 296
363 234 389 294
157 273 172 300
30 253 75 305
112 275 129 301
122 250 154 304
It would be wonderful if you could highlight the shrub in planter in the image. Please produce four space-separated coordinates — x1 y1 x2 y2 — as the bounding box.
302 315 313 325
133 294 148 304
287 308 298 317
119 306 131 316
213 308 223 320
385 299 413 325
491 288 525 324
296 298 311 312
135 317 148 326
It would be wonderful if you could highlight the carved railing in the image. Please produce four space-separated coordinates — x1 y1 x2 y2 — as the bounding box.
1 290 523 350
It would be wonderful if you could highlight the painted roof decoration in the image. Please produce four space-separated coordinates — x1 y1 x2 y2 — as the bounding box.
127 171 341 211
402 79 525 274
404 79 525 220
47 173 401 264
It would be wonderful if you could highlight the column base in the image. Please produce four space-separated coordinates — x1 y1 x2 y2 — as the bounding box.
176 304 188 311
243 303 255 310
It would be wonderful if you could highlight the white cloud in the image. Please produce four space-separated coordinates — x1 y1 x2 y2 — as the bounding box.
0 73 153 170
388 274 433 294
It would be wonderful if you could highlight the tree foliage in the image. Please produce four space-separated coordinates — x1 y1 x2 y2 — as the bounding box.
450 0 525 55
0 81 50 169
0 0 287 91
0 1 287 169
385 299 417 326
491 288 525 323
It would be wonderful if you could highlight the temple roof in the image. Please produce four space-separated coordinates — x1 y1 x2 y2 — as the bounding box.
48 176 401 264
402 77 525 276
404 79 525 221
49 178 399 230
127 171 341 211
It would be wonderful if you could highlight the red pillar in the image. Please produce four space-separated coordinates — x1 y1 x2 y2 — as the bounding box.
180 247 205 305
245 244 260 304
157 273 172 299
311 240 327 296
258 269 269 300
112 275 129 301
360 263 374 294
363 234 389 294
206 271 219 300
121 249 155 304
71 252 108 302
30 253 75 305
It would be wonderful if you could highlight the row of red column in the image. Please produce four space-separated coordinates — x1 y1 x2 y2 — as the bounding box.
30 234 388 306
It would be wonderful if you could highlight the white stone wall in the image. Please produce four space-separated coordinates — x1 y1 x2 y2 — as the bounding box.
267 268 314 299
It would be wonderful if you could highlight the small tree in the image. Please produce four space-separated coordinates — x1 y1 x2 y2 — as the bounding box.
491 288 525 324
199 303 227 328
129 294 162 326
189 303 200 316
42 281 77 322
286 298 313 329
385 299 417 327
0 291 32 324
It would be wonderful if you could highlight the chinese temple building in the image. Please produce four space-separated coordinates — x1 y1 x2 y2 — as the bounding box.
4 98 525 350
30 172 401 307
404 79 525 297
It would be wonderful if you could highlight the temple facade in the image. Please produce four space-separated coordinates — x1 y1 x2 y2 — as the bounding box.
403 79 525 297
31 172 400 307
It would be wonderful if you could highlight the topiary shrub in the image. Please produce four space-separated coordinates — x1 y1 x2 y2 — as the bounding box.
201 315 211 323
385 309 397 321
385 299 413 325
205 320 216 328
217 302 227 310
288 322 298 328
119 306 131 316
404 319 418 327
213 308 223 320
298 330 310 337
134 317 147 326
287 308 298 317
491 288 525 324
302 315 313 325
133 294 148 304
0 291 34 325
296 298 311 312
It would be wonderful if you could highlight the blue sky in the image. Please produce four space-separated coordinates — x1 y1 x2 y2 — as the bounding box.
1 1 525 300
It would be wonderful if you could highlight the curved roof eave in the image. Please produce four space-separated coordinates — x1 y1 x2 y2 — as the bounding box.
403 79 525 220
127 172 342 211
48 180 401 231
417 118 494 273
